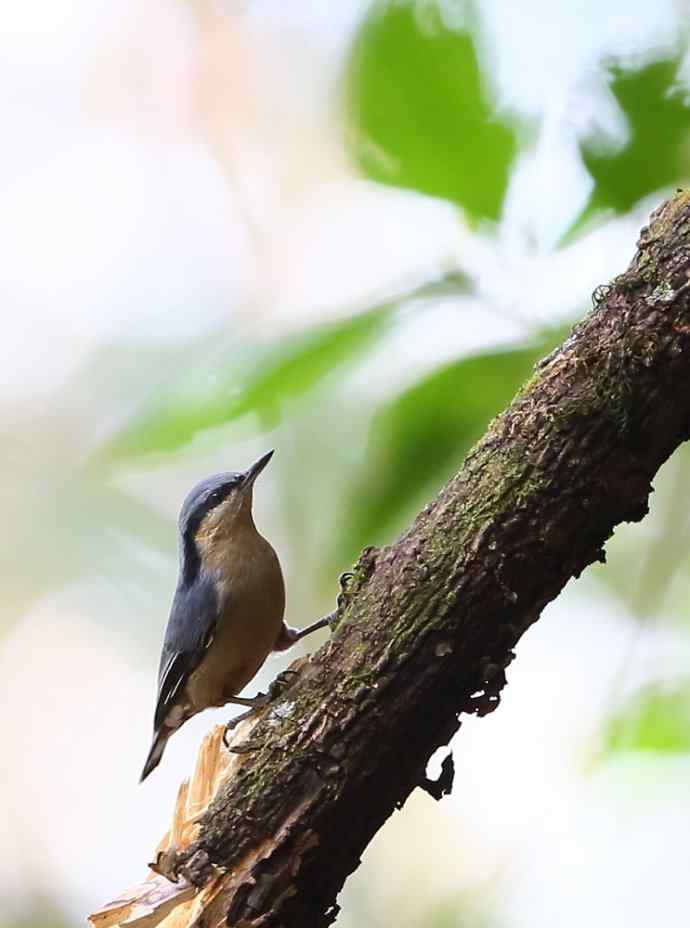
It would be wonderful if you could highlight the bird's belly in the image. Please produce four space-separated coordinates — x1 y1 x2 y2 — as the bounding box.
185 586 284 712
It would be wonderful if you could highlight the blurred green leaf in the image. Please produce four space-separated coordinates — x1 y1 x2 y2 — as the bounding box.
347 0 519 221
105 305 392 461
103 272 471 462
422 896 498 928
572 50 690 235
338 327 567 561
231 310 391 424
0 476 176 626
603 683 690 755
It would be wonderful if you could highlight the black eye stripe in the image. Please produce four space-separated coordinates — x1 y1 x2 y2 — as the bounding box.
207 479 239 508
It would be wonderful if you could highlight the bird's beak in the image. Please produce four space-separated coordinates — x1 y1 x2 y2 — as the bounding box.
242 449 274 488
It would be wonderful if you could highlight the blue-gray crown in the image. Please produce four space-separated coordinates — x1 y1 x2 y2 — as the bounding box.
178 473 242 534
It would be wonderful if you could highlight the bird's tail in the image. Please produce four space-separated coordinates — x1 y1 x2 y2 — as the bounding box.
140 727 172 782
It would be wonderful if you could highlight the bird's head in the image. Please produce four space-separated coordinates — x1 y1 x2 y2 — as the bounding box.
179 450 274 549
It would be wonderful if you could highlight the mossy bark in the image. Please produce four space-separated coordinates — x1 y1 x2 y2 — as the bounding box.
177 192 690 926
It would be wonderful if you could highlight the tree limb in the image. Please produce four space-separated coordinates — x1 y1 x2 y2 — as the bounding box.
98 191 690 927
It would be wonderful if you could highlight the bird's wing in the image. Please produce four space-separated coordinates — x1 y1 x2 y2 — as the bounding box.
153 574 219 732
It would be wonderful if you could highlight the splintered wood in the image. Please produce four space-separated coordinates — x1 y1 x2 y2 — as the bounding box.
88 720 257 928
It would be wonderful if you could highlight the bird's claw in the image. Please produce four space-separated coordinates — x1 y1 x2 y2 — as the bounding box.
222 666 305 749
222 693 271 747
223 712 249 747
267 668 300 700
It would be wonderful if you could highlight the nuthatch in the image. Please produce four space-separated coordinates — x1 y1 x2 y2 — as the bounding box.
141 450 330 781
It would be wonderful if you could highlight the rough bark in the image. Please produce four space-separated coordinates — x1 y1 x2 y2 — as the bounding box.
164 192 690 925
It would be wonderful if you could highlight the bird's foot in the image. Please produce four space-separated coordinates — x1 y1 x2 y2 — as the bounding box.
221 716 240 747
222 665 307 749
222 694 271 747
266 667 301 700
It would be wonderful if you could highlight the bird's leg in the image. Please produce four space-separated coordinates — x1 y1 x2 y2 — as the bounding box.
273 609 337 652
223 712 251 745
222 694 272 746
223 612 338 748
290 609 337 641
226 694 271 708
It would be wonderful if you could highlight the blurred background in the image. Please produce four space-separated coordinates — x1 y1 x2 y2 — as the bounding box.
2 1 690 925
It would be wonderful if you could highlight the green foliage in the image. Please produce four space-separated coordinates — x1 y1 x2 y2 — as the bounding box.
423 896 498 928
104 274 470 462
347 0 519 222
603 683 690 755
106 305 393 461
338 328 566 561
575 50 690 231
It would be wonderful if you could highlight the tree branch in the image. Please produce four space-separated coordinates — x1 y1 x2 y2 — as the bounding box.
94 191 690 927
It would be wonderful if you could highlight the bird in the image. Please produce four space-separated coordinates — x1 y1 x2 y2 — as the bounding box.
140 450 330 781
